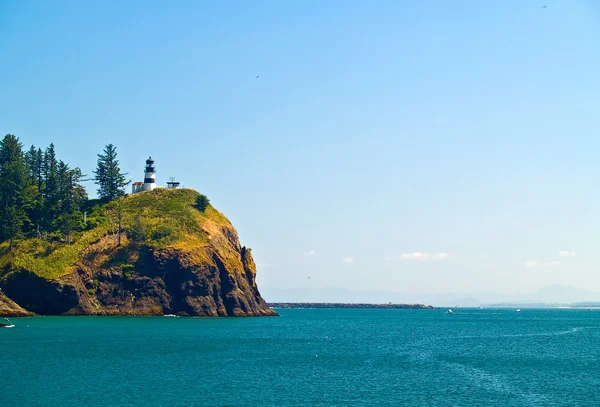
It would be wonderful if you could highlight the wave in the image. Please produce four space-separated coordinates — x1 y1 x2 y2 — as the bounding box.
443 361 551 406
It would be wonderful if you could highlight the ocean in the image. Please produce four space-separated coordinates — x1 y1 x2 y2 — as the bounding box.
1 308 599 406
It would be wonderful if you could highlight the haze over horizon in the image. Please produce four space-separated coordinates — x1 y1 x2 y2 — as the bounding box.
1 1 599 300
262 284 600 306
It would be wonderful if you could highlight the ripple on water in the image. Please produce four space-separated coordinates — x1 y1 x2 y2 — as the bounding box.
1 310 599 406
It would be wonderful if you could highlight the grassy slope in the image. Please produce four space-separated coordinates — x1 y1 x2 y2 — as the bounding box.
0 189 231 280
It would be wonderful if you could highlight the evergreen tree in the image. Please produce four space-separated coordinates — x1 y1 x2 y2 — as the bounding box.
0 136 90 244
57 160 70 208
23 187 41 237
93 144 129 201
35 148 44 191
64 166 88 211
1 205 24 250
129 214 148 244
24 145 44 237
25 145 38 181
42 144 60 230
24 145 44 236
55 210 84 244
54 161 87 239
0 135 29 249
43 143 58 198
195 194 210 212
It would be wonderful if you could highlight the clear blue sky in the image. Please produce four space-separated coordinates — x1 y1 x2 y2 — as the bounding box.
1 0 599 300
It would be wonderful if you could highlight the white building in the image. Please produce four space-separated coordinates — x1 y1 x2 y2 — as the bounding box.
166 177 181 189
131 181 143 193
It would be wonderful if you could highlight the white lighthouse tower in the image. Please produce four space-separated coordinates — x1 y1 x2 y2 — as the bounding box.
142 157 156 191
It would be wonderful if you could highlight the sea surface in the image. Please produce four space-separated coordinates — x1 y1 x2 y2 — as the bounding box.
1 308 599 406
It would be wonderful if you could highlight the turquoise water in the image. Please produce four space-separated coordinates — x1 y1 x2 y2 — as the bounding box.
1 309 599 406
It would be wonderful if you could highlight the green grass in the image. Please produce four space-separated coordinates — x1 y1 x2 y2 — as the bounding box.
0 225 109 280
0 188 230 280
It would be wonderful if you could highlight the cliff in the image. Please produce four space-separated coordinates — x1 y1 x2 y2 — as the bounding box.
0 289 32 317
0 189 276 317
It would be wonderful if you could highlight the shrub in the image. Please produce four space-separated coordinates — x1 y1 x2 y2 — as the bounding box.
121 263 134 272
129 214 149 244
195 194 210 212
120 263 134 279
150 224 180 243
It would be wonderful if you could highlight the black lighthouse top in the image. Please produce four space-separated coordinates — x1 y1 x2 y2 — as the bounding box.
145 157 155 174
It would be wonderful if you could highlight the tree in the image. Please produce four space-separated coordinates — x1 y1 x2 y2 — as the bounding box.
55 210 84 244
1 205 25 250
93 144 129 201
129 214 148 244
23 145 43 235
195 194 210 212
0 136 91 243
35 148 44 191
64 166 88 211
21 183 41 238
0 135 29 248
51 161 88 240
25 145 38 182
42 144 58 200
42 144 60 230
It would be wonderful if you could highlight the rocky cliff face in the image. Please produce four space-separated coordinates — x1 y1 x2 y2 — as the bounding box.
0 189 276 317
0 289 32 317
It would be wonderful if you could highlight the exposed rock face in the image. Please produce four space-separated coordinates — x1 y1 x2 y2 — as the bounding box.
0 218 276 317
0 289 32 317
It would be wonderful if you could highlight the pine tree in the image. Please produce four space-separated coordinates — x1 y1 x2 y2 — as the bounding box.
43 144 58 199
25 145 38 181
93 144 129 201
0 137 91 243
23 145 44 236
0 135 29 249
1 205 24 250
54 160 87 211
57 160 69 197
129 214 148 244
65 166 88 211
42 144 60 231
35 148 44 191
55 210 83 244
53 161 87 240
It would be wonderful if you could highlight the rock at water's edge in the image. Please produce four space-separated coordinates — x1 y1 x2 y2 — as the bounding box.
0 289 33 317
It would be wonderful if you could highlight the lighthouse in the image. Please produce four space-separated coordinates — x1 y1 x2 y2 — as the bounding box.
143 157 156 191
132 156 179 194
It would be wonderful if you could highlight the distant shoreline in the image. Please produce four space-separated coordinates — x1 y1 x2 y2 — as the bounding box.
267 303 435 309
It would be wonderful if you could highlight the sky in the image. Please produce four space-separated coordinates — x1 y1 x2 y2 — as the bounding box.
1 0 600 302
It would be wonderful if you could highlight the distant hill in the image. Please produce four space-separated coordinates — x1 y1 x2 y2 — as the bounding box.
526 284 599 304
261 285 600 308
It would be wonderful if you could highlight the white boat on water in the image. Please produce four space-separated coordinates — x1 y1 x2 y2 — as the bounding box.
515 309 521 312
446 309 454 314
1 318 14 328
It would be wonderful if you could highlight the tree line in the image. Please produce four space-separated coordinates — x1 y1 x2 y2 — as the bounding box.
0 134 129 249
